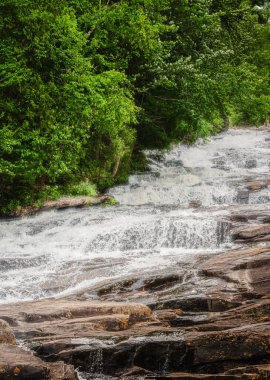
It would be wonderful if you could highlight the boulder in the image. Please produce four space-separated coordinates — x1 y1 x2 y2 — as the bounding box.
0 345 77 380
0 344 48 380
0 319 16 344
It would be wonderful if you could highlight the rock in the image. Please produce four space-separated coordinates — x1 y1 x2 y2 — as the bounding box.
236 190 249 204
0 345 48 380
185 323 270 368
121 366 153 377
229 210 270 224
0 299 155 341
0 319 16 344
188 200 202 208
165 159 183 167
146 373 242 379
48 361 77 380
169 313 210 327
151 295 241 313
244 159 257 169
246 179 270 192
201 245 270 297
9 195 113 217
226 364 270 377
232 223 270 241
67 336 187 375
42 195 112 210
0 345 76 380
0 299 153 323
155 309 183 322
142 275 182 292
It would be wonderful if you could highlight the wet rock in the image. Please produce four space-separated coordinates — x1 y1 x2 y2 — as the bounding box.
146 373 242 379
9 195 113 217
155 309 183 322
48 361 77 380
226 364 270 378
150 296 210 312
0 299 153 323
229 209 270 224
236 190 249 204
201 245 270 297
151 296 240 313
121 366 153 377
42 335 187 375
244 159 257 169
188 200 202 208
246 179 270 192
165 159 183 168
169 314 210 327
0 345 48 380
43 195 112 210
184 323 270 370
232 224 270 241
0 345 76 380
0 319 16 344
97 279 138 297
142 275 182 292
0 300 155 341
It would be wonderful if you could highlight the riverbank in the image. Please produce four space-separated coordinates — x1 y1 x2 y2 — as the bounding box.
1 194 115 218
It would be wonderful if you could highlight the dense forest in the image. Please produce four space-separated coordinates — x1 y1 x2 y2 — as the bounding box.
0 0 270 214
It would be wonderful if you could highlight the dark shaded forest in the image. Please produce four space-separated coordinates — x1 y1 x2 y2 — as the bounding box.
0 0 270 213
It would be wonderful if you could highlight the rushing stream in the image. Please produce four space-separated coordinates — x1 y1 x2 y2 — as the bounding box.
0 128 269 304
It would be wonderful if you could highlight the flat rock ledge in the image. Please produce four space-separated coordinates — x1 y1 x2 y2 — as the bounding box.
0 345 76 380
1 187 270 379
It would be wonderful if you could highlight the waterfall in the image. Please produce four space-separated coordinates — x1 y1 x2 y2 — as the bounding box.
0 128 269 303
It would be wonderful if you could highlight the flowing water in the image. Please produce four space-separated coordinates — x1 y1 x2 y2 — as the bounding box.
0 128 269 304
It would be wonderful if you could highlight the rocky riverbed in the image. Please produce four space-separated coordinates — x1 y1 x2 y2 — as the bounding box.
0 127 270 379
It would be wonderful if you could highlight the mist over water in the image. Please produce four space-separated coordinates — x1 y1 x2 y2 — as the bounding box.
0 128 269 303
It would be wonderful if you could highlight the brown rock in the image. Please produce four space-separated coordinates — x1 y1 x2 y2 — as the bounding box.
226 364 270 378
10 195 113 217
156 309 183 321
201 245 270 296
0 319 16 344
0 299 154 341
246 179 270 192
0 344 50 379
185 323 270 366
0 299 152 322
42 195 112 210
48 361 77 380
0 345 77 380
146 373 242 379
232 224 270 241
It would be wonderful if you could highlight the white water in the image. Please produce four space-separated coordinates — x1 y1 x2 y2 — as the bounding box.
0 128 269 303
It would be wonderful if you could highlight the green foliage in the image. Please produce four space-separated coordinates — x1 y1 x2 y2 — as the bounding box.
67 182 97 197
0 0 136 213
0 0 270 214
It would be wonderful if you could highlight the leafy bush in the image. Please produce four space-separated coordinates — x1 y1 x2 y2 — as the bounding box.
67 182 97 197
1 0 270 214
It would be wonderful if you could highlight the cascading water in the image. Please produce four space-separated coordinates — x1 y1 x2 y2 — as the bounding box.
0 128 269 304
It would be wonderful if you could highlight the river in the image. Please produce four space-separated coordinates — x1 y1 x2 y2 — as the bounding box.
0 128 269 305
